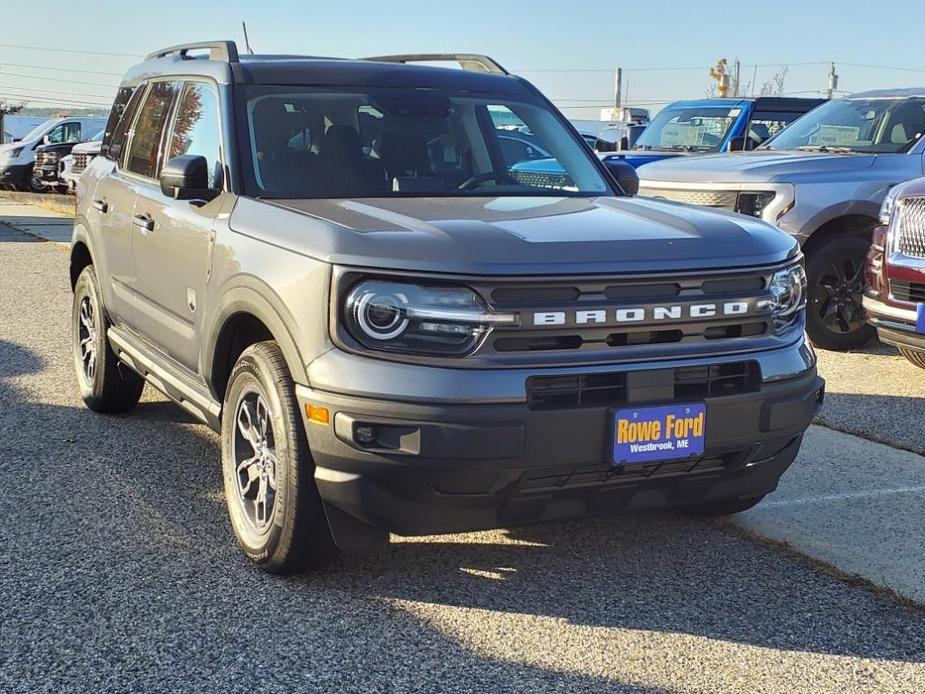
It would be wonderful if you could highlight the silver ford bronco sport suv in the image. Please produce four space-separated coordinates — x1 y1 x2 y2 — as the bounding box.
638 89 925 351
70 41 823 573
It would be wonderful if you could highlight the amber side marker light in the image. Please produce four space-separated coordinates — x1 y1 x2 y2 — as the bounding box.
306 404 330 425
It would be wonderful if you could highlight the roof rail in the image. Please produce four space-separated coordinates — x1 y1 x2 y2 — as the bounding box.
145 41 240 63
363 53 509 76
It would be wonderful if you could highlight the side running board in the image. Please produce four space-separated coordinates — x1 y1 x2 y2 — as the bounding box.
107 326 222 430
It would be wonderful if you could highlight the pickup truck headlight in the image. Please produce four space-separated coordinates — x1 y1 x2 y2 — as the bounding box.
761 264 807 333
735 191 776 218
879 182 910 225
343 280 516 356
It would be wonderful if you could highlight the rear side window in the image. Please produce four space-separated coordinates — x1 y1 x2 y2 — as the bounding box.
165 82 223 189
125 81 180 179
103 86 140 160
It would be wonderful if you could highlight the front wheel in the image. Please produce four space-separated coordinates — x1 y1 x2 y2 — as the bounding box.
899 347 925 370
805 236 876 351
221 341 337 573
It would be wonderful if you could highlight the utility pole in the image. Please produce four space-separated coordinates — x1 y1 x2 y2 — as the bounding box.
733 59 741 97
827 62 838 99
614 67 623 110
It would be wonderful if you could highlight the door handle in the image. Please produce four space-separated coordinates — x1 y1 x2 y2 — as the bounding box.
132 213 155 233
92 199 108 213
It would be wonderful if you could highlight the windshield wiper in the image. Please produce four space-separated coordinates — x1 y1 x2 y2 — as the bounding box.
795 144 855 154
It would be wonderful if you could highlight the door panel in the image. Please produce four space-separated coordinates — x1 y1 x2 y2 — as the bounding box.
90 172 139 326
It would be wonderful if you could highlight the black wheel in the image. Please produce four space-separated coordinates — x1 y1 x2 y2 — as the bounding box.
26 167 46 193
221 341 337 573
72 266 146 413
684 495 766 517
805 236 876 350
899 347 925 369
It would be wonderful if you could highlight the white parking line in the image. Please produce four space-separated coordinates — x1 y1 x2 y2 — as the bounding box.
734 425 925 604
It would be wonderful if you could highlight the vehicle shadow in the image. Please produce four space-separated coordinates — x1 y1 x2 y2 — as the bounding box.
2 334 924 688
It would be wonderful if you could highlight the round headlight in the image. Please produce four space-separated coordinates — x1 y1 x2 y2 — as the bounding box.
343 280 516 357
762 264 807 335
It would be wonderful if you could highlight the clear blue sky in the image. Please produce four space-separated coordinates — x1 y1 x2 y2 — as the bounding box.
3 0 925 118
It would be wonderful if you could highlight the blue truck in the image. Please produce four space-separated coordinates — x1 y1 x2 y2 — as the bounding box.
510 97 825 187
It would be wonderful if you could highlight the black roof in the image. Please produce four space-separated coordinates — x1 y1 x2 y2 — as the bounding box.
752 96 827 111
237 58 533 96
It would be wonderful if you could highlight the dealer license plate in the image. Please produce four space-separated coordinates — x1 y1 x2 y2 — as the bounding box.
613 403 706 465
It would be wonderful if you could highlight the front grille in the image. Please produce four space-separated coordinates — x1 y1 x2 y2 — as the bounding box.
526 361 760 410
72 152 90 174
638 186 739 211
891 279 925 303
510 170 571 189
476 268 774 362
897 197 925 258
33 151 45 169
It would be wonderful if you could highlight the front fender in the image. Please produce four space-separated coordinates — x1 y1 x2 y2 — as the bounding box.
203 279 311 396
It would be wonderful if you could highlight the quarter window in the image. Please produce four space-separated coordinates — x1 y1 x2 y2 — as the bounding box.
166 82 223 189
103 86 141 160
125 81 180 179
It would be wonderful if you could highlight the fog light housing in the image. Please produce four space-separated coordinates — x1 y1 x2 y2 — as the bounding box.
354 424 377 446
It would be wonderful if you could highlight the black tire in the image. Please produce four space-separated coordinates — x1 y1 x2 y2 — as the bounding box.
684 495 766 517
221 341 337 574
805 235 876 351
25 166 46 193
899 347 925 370
72 266 146 413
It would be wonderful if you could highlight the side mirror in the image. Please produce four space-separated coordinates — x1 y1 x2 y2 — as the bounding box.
727 135 747 151
160 155 216 201
42 135 50 145
603 158 639 197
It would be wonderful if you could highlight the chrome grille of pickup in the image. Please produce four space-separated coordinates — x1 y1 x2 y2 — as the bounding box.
72 152 90 175
638 186 739 211
897 196 925 258
33 151 45 169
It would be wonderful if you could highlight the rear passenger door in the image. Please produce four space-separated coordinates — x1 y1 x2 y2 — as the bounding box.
131 80 225 374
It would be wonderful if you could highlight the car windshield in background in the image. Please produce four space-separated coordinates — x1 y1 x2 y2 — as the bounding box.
764 97 925 154
633 107 738 152
239 86 611 198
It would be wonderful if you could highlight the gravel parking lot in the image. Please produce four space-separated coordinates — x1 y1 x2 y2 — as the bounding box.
2 230 925 693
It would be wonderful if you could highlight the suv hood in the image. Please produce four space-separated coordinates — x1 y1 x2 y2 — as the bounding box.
639 149 877 183
230 196 796 275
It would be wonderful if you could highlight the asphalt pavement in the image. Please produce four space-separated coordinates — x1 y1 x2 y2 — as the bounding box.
2 223 925 693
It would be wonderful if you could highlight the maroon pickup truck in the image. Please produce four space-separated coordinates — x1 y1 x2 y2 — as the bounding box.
864 177 925 368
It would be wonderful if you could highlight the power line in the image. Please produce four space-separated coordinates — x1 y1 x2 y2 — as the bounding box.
0 90 111 108
0 69 118 89
0 83 113 102
839 62 925 74
0 61 124 77
0 43 141 58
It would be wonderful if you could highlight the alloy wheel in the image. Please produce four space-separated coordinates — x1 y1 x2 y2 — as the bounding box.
231 389 278 534
811 254 866 335
77 296 98 383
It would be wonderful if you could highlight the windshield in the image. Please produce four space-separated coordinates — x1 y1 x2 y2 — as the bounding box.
633 106 739 152
764 97 925 153
238 86 611 198
18 119 56 143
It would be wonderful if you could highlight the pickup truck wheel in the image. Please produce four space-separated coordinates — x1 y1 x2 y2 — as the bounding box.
683 495 766 517
26 167 46 193
899 347 925 369
805 236 876 350
221 341 337 574
72 266 146 413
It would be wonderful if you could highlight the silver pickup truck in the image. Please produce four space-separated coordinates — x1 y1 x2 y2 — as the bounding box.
638 88 925 350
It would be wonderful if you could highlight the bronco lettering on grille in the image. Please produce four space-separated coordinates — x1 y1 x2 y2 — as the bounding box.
531 301 752 327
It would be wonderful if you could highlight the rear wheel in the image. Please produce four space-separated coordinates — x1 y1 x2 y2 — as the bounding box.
221 341 337 573
899 347 925 369
72 266 145 412
805 236 876 350
684 495 766 517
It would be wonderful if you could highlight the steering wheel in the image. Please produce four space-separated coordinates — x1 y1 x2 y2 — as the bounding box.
457 171 520 190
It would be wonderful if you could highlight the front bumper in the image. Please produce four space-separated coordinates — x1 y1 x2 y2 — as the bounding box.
863 295 925 353
298 340 823 548
0 162 30 189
